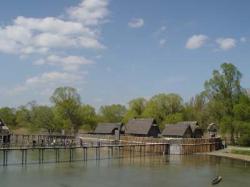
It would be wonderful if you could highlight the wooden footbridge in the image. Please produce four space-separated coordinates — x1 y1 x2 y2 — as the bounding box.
0 133 222 166
0 142 169 166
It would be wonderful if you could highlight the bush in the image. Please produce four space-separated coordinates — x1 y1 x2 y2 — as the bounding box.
237 134 250 146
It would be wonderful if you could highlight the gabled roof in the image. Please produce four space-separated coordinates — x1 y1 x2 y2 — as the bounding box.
94 123 122 134
162 123 191 137
125 118 157 135
178 121 199 132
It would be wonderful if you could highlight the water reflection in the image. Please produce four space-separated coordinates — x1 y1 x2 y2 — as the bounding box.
0 154 249 187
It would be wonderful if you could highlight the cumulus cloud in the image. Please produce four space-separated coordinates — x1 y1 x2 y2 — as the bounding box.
128 18 144 28
186 34 208 49
216 38 236 50
67 0 109 26
0 0 108 56
8 71 86 96
0 0 110 99
34 55 94 71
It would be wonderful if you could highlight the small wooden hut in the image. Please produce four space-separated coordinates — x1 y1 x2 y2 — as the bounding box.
178 121 203 138
125 118 160 137
0 119 11 144
93 123 123 135
161 123 193 138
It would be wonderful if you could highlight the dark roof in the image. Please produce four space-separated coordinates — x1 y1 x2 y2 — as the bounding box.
178 121 199 132
94 123 122 134
0 119 5 127
162 123 191 137
125 118 157 135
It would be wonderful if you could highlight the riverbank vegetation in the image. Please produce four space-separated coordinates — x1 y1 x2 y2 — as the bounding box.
0 63 250 146
231 149 250 156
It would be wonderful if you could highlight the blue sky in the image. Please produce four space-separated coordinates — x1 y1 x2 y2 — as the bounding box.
0 0 250 108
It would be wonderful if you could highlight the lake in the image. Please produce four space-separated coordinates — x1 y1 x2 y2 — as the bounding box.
0 154 249 187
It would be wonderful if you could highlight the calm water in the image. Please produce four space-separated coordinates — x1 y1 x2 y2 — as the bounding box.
0 154 250 187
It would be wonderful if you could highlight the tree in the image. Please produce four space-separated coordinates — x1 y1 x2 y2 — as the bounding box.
31 106 56 134
15 106 32 127
80 104 97 130
183 93 211 128
124 98 147 122
99 104 127 123
142 93 183 124
50 87 82 133
0 107 16 126
204 63 243 143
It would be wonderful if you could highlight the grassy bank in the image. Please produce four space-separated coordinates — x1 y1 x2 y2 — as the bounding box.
231 149 250 156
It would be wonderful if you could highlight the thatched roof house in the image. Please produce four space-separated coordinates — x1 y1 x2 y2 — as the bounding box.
0 119 11 144
178 121 203 138
93 123 123 135
125 118 160 137
161 123 193 138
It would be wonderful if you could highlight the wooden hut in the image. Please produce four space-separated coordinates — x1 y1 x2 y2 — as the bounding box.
207 123 218 137
0 119 11 144
161 123 193 138
93 123 123 135
125 118 160 137
178 121 203 138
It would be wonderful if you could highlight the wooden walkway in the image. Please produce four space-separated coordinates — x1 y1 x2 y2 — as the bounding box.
0 143 169 166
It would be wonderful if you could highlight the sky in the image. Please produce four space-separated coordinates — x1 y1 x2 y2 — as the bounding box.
0 0 250 109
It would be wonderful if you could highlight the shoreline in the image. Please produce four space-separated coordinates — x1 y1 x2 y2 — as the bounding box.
201 146 250 162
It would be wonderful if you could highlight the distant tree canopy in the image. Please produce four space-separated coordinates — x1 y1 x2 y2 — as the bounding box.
99 104 127 123
1 63 250 145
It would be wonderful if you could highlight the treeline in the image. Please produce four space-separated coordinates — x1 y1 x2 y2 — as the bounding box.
1 63 250 145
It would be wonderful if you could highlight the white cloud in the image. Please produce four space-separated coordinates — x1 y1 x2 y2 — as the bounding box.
0 0 109 56
34 55 94 71
67 0 109 26
186 34 208 49
0 0 110 100
8 71 86 96
159 39 166 47
14 16 90 35
128 18 144 28
216 38 236 50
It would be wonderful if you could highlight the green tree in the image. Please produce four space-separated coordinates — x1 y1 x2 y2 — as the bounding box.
204 63 243 144
183 93 210 128
99 104 127 123
80 104 97 130
124 98 147 122
31 106 56 134
0 107 16 126
15 106 32 127
162 113 183 129
50 87 82 134
142 93 183 124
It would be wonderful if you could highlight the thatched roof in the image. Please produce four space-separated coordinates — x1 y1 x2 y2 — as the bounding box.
125 118 157 135
162 123 191 137
94 123 122 134
178 121 200 132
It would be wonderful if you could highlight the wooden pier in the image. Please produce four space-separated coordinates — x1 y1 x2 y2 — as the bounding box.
0 143 169 166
